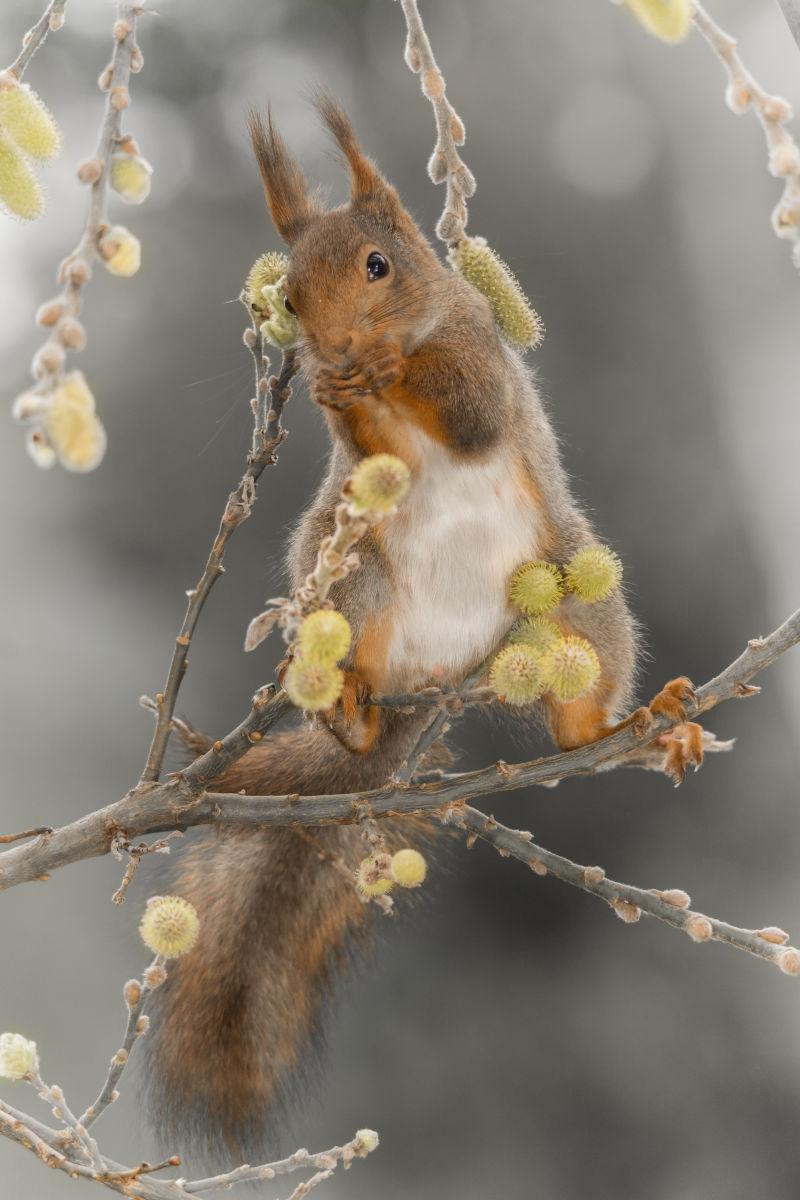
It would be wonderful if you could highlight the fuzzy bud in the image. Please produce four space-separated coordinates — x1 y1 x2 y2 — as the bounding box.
685 914 713 943
32 341 65 377
353 1129 380 1156
297 609 352 665
725 82 751 115
658 889 691 909
57 317 87 350
764 96 793 123
246 251 290 311
355 854 394 898
390 848 427 888
508 561 564 615
110 86 130 111
611 898 641 923
768 141 800 178
421 69 445 99
109 152 152 204
36 298 64 326
136 1015 150 1034
0 134 43 220
436 210 463 243
123 979 142 1008
583 866 606 886
113 18 132 40
771 197 800 239
259 277 301 348
508 616 561 656
541 636 601 702
454 164 477 198
449 236 544 349
0 81 61 161
25 428 56 469
99 225 141 276
49 10 65 31
757 926 790 945
139 895 200 959
489 643 548 705
564 544 623 603
622 0 692 43
44 371 107 472
130 46 144 74
58 255 91 285
404 37 421 72
450 113 466 144
427 149 448 184
285 657 344 711
98 65 113 92
776 947 800 975
143 963 167 989
0 1033 39 1080
346 453 411 515
13 388 48 422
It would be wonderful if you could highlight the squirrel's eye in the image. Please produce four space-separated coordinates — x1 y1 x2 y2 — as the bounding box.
284 296 296 316
366 251 389 282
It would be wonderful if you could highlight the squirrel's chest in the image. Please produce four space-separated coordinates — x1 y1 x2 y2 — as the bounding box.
380 440 544 690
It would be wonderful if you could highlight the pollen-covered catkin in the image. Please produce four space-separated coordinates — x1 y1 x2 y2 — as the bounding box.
489 643 548 705
139 896 199 959
564 545 622 603
99 225 141 276
246 251 290 311
284 657 344 711
109 152 152 203
508 561 564 616
346 454 411 514
390 848 427 888
448 237 543 350
508 616 561 656
541 636 601 702
297 610 352 665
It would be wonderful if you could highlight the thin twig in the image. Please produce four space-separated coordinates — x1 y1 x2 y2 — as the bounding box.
0 825 52 845
693 2 800 268
110 832 182 905
397 0 474 247
140 341 298 783
6 0 68 80
454 804 800 976
0 608 796 892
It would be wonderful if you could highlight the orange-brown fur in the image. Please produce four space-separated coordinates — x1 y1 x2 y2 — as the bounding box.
146 94 647 1163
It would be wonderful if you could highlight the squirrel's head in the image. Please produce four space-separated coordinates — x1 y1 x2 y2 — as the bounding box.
248 94 442 362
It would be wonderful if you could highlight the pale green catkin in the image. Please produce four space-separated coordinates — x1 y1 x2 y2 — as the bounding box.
448 236 543 350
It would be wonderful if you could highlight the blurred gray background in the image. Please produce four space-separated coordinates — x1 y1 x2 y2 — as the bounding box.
2 0 800 1197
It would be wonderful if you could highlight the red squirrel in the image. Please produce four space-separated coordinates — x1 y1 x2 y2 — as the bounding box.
145 96 703 1159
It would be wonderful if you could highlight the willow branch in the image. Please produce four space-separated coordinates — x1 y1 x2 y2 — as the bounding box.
693 2 800 268
397 0 475 246
6 0 67 80
1 608 797 892
140 341 298 783
455 804 800 976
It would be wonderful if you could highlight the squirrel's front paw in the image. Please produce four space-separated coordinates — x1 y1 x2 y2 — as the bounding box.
314 342 403 411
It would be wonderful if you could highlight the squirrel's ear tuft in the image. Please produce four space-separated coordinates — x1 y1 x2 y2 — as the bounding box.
248 108 320 245
313 90 397 211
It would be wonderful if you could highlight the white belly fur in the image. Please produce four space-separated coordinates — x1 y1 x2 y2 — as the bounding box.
381 434 542 690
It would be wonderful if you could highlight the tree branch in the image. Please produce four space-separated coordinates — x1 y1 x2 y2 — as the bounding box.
0 607 796 893
454 804 800 975
140 340 298 783
6 0 68 81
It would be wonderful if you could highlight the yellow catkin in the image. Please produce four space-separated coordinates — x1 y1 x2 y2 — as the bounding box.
139 895 200 958
508 561 564 615
542 636 601 702
449 236 543 349
0 81 61 161
508 616 561 656
297 609 352 665
109 153 152 203
489 643 548 705
284 657 344 711
246 251 290 311
0 1033 39 1080
390 848 427 888
44 373 107 473
0 134 43 220
347 454 411 514
623 0 692 44
564 545 623 603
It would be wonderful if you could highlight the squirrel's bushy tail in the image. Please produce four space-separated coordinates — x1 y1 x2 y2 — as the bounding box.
144 712 427 1163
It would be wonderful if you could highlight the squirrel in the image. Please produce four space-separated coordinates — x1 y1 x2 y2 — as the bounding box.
144 94 705 1161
